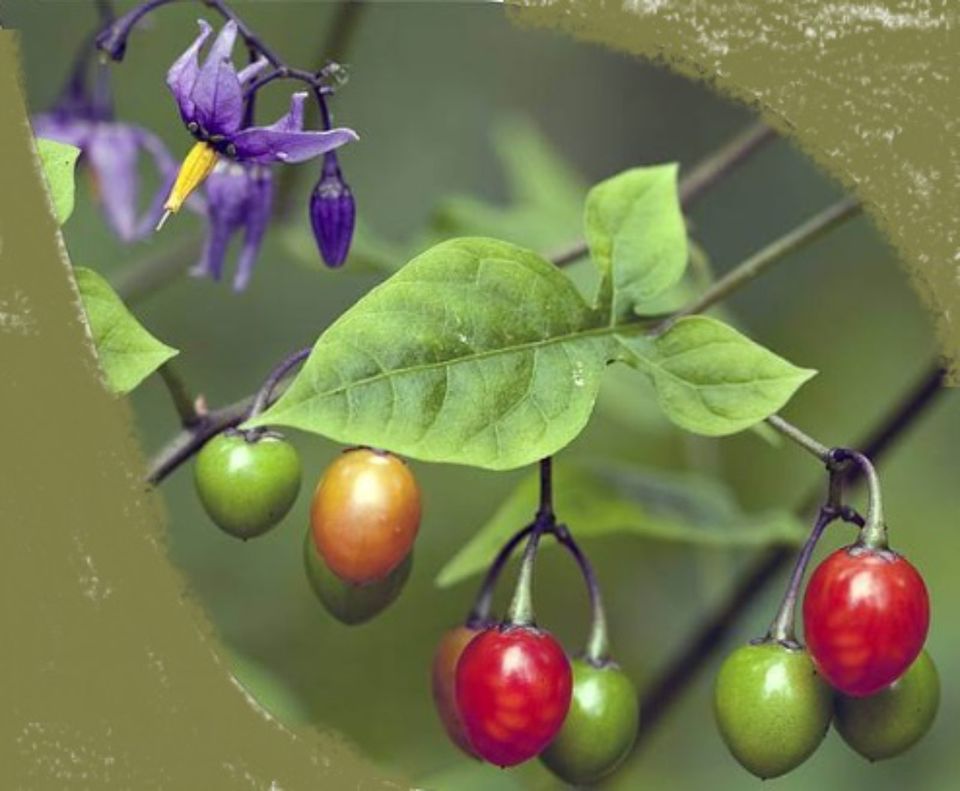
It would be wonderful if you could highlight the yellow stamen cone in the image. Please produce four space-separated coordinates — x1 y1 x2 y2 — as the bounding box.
159 141 219 229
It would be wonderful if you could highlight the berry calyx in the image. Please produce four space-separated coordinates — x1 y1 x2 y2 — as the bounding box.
302 528 411 625
431 624 483 758
540 658 639 785
454 624 572 767
834 649 939 760
193 429 301 539
714 641 832 779
802 545 929 697
309 447 421 584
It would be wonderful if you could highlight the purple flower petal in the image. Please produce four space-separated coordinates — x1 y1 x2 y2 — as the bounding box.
237 56 270 87
167 20 213 125
231 126 358 165
85 124 142 241
193 161 254 282
234 168 274 291
192 216 232 282
191 20 242 135
271 91 308 133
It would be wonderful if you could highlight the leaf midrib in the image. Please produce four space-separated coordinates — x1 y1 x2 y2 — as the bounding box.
280 319 652 407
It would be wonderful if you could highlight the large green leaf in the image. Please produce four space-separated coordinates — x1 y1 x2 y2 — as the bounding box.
36 137 80 225
245 238 633 469
584 165 688 319
620 315 816 436
436 460 806 587
75 267 178 394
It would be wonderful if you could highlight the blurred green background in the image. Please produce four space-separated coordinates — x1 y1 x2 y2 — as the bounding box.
7 1 956 788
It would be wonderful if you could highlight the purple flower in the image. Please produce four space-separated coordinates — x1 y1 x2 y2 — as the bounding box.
32 62 176 241
192 160 273 292
162 20 358 218
310 152 356 268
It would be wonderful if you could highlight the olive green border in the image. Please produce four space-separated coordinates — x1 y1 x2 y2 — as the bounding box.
2 0 956 787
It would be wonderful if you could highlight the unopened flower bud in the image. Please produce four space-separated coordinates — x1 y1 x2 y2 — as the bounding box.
309 153 355 268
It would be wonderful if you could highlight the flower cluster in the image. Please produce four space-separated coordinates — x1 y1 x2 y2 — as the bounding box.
43 5 361 290
160 19 358 289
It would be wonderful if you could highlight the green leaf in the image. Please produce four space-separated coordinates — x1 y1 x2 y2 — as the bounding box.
584 164 688 319
620 316 816 436
75 267 178 394
36 137 80 225
245 237 623 470
436 460 806 587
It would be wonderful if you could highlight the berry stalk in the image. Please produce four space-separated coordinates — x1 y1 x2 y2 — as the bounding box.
506 458 555 627
555 523 611 665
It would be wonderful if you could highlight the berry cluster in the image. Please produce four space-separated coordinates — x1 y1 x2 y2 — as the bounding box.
430 461 640 785
194 431 419 624
188 349 935 785
714 449 936 778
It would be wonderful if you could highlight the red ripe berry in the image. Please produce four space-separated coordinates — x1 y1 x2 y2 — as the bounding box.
455 625 572 767
803 546 929 697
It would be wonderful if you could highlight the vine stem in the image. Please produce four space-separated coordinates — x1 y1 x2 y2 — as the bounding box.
766 414 831 462
247 347 311 420
145 348 308 484
651 196 861 333
626 362 947 758
146 395 251 485
157 361 200 426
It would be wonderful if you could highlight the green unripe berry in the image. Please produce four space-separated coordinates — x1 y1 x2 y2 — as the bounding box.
193 430 301 540
714 642 831 779
303 529 411 625
540 659 639 785
834 649 939 761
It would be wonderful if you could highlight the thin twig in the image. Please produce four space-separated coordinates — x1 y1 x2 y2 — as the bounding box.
146 396 252 485
157 361 200 426
765 415 831 463
628 362 947 755
652 196 862 332
274 0 366 216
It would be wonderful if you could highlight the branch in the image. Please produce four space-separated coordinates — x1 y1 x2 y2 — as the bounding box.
146 397 252 485
144 349 311 484
652 196 861 332
765 414 831 462
157 360 200 426
628 362 947 755
550 119 776 267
